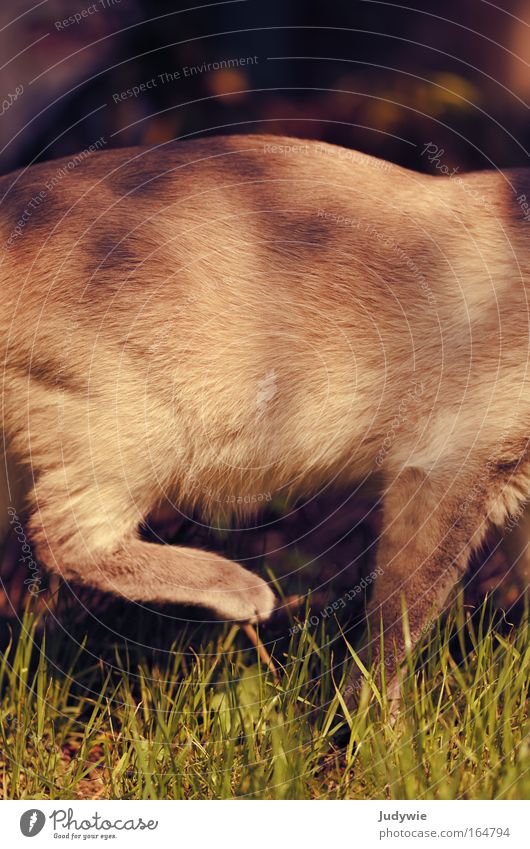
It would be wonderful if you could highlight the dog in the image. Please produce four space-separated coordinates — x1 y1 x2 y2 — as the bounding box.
1 133 529 703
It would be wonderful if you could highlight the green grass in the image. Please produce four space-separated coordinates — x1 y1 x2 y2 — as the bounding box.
0 595 528 800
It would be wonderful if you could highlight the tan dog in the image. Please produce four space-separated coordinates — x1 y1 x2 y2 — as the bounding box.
1 134 529 701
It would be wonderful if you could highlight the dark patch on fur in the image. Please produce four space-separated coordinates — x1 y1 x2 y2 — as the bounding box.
7 357 85 393
107 157 176 200
80 219 154 304
265 210 339 250
1 177 73 244
494 438 530 478
92 230 139 273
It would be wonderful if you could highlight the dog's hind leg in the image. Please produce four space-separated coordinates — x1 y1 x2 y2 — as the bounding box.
499 503 530 598
344 466 492 708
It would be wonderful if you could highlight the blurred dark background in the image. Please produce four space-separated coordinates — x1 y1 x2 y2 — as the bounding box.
1 0 528 626
2 0 530 178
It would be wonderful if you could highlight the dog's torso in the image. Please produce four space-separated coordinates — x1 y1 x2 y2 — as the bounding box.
0 135 529 659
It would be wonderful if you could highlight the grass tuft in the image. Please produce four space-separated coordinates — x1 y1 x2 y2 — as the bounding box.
0 595 528 799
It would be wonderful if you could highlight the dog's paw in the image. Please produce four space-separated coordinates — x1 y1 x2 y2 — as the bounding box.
205 565 276 623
